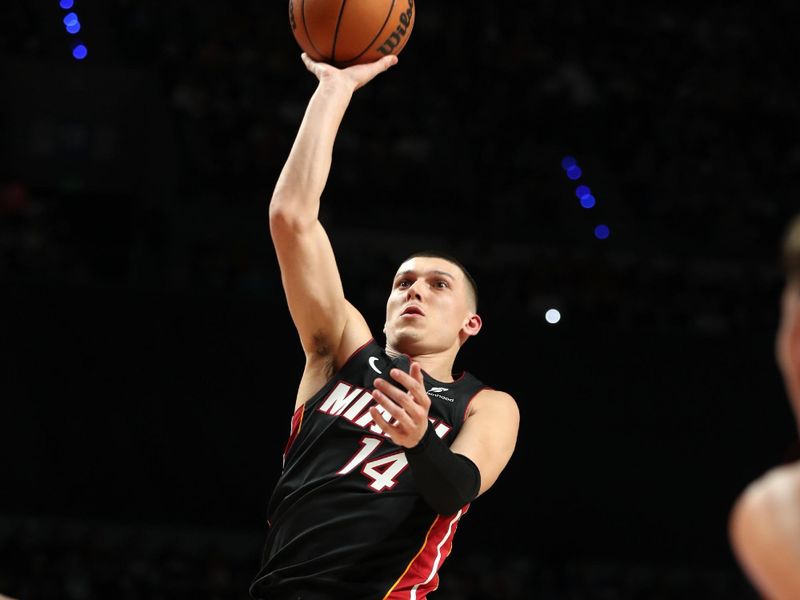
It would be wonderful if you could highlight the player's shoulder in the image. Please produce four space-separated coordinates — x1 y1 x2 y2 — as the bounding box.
733 460 800 525
474 387 516 403
730 460 800 577
470 387 519 417
754 460 800 497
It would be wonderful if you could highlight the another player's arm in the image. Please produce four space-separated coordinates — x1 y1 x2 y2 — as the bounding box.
777 281 800 434
729 463 800 600
269 54 398 369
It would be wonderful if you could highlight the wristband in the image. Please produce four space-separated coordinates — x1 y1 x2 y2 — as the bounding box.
405 421 481 515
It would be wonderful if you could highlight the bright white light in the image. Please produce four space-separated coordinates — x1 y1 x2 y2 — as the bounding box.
545 309 561 324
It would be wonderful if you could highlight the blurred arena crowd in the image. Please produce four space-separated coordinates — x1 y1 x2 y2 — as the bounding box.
2 0 797 335
0 517 757 600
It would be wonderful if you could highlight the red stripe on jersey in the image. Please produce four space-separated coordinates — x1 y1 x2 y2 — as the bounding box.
383 505 470 599
282 404 305 466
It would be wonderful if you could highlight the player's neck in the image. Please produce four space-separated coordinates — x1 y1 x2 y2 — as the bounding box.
385 345 457 383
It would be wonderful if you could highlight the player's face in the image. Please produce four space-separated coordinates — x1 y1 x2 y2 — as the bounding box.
383 256 479 353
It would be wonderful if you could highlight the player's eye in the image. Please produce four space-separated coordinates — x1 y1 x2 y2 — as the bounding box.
434 280 449 289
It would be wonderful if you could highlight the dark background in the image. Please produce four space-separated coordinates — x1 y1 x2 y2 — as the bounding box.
2 0 799 598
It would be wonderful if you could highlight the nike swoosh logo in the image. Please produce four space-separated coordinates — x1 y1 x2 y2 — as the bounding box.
368 357 382 374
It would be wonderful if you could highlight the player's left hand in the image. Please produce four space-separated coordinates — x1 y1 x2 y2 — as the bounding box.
370 362 431 448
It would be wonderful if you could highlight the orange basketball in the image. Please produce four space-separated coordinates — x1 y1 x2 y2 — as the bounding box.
288 0 415 67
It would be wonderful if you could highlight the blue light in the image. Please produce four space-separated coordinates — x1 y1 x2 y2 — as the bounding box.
63 12 79 26
561 156 577 170
575 185 591 199
72 44 88 59
580 195 596 209
66 21 81 33
60 0 74 8
594 224 610 240
566 165 582 180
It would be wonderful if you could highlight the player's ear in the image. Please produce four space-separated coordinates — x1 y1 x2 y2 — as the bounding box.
462 313 482 338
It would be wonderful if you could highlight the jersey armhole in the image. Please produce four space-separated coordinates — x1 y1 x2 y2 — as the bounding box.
462 385 493 423
339 337 379 372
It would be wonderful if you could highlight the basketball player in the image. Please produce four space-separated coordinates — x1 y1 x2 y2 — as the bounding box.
729 213 800 599
248 53 520 599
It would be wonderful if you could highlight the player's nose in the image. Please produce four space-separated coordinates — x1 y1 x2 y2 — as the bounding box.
405 282 423 300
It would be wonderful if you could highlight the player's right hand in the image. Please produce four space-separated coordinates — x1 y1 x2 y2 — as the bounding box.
301 52 398 93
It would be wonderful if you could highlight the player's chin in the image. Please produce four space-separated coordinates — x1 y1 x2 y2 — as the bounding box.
395 315 426 330
388 329 423 349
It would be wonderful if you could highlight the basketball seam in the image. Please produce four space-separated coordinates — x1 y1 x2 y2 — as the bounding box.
338 0 398 66
301 0 331 62
331 0 348 63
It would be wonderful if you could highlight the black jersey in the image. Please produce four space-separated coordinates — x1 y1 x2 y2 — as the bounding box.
250 339 489 600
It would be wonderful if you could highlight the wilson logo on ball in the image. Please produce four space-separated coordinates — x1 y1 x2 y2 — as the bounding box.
377 0 414 56
289 0 416 67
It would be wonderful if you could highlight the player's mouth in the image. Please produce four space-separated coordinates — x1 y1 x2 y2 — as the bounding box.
401 305 425 317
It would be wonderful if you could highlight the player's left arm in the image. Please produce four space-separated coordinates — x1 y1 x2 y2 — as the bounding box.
370 365 520 512
448 389 520 496
729 462 800 600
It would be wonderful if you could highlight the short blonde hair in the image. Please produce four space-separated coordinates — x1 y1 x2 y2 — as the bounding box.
402 251 478 311
784 213 800 282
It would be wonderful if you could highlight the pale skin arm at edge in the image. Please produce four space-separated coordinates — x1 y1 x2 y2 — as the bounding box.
448 389 520 497
730 463 800 600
